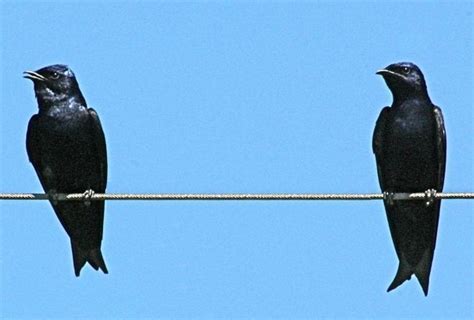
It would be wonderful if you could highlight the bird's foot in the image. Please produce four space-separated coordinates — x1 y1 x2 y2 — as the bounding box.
82 189 95 207
424 189 437 207
383 191 395 206
47 189 59 205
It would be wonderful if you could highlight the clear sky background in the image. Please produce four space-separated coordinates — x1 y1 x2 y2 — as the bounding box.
1 1 473 319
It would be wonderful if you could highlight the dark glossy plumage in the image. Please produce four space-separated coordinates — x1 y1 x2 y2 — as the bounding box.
25 64 108 276
373 62 446 295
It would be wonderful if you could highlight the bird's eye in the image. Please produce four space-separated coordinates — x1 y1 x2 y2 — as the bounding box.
402 67 410 74
50 72 60 79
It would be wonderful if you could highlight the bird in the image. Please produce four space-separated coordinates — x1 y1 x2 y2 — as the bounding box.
24 64 108 276
373 62 446 295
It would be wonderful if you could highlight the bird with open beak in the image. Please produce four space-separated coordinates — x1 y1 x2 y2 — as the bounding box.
24 64 109 276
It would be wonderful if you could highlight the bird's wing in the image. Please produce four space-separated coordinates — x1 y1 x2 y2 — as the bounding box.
433 106 446 191
26 115 54 190
373 107 405 266
26 115 41 165
88 108 107 191
372 107 390 190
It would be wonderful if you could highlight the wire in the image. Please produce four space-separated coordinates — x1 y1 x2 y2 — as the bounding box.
0 192 473 201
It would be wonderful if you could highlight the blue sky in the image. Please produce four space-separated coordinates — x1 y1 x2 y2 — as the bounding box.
1 1 472 319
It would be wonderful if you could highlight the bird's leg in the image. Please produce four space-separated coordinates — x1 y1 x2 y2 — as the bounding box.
47 189 59 205
82 189 95 207
424 189 437 207
383 191 395 206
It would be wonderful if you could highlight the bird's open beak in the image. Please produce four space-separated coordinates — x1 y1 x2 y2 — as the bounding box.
23 70 47 82
376 69 403 79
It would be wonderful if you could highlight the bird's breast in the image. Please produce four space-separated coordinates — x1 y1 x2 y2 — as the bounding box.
382 103 438 190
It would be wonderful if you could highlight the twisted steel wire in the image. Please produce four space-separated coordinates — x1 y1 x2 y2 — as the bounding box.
0 192 472 201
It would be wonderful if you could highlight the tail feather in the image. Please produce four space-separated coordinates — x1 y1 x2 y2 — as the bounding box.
414 249 432 296
387 254 413 293
71 241 108 276
87 248 108 274
71 242 88 277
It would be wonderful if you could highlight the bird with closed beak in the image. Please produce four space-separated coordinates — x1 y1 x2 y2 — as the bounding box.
373 62 446 295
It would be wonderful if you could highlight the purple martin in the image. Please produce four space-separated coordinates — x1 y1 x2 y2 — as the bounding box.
24 64 108 276
373 62 446 295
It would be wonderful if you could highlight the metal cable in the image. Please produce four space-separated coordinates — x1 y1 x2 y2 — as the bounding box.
0 192 473 201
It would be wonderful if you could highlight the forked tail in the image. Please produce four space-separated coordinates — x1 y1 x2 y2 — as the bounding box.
387 250 431 296
71 241 108 277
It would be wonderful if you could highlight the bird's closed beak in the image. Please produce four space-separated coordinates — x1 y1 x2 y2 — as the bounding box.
23 70 47 82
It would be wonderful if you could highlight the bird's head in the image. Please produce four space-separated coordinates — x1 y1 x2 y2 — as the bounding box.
376 62 429 102
24 64 85 108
